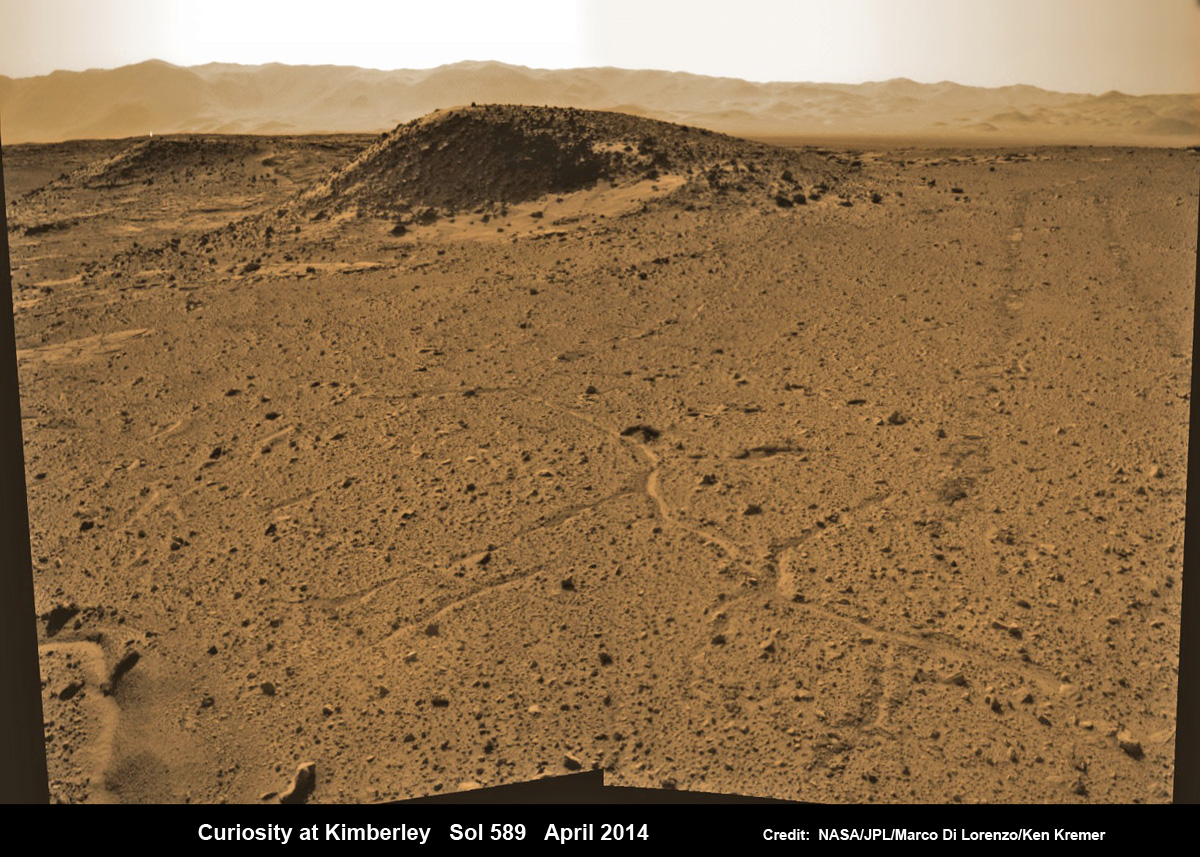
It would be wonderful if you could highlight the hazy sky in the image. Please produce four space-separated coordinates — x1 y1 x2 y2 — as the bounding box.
1 0 1196 93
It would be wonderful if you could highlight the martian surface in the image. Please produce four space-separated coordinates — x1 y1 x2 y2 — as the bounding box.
4 104 1195 803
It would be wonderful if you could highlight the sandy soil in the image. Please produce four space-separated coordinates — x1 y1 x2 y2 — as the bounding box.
4 108 1195 803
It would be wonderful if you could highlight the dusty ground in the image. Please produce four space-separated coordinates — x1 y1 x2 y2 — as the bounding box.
4 110 1196 803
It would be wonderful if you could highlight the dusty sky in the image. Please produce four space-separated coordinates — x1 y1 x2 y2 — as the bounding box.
0 0 1196 94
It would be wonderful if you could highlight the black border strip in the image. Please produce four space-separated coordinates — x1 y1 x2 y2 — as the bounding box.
1173 164 1200 804
0 117 50 803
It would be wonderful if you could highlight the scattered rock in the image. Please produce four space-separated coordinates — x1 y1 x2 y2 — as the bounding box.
1117 731 1144 760
279 761 317 804
412 206 439 226
620 424 660 442
937 477 972 504
101 650 141 695
42 603 80 636
991 620 1023 639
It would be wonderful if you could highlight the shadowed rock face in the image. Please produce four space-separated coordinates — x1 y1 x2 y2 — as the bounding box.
297 104 803 217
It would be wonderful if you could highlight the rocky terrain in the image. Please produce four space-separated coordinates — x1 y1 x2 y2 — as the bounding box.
296 105 810 217
4 106 1195 803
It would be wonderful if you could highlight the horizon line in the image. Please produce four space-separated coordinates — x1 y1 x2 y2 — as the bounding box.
3 57 1197 99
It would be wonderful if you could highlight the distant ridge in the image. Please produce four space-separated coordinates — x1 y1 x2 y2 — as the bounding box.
1 59 1197 146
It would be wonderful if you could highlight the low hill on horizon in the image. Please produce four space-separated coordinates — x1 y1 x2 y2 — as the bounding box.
1 59 1197 147
295 104 833 221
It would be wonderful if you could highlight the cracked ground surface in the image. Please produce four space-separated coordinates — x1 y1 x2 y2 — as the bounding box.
5 136 1196 803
